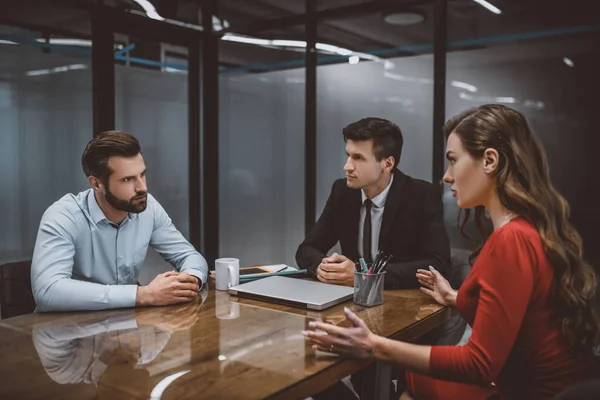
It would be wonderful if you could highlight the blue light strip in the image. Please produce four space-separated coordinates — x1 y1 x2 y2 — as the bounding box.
114 43 136 57
113 54 188 70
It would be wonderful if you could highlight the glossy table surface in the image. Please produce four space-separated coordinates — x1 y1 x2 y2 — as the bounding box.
0 283 449 400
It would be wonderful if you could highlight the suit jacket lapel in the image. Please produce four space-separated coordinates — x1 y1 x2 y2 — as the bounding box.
378 170 408 249
342 187 362 261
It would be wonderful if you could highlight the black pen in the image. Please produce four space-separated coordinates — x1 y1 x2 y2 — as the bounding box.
376 254 392 273
377 250 385 271
379 255 393 273
374 256 384 274
373 250 381 271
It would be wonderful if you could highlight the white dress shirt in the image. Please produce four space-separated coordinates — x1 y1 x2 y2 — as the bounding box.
358 174 394 262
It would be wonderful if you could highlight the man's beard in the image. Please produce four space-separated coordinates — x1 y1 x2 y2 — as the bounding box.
104 185 147 214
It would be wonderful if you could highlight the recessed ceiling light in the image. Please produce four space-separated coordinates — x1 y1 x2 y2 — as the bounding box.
383 10 426 26
563 57 575 67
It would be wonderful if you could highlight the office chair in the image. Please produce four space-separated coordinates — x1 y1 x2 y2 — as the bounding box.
0 260 36 319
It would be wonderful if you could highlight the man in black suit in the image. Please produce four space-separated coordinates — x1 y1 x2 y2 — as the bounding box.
296 117 451 289
297 117 453 400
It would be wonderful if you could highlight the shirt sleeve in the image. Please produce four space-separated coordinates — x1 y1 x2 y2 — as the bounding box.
149 197 208 285
31 206 137 312
429 227 537 383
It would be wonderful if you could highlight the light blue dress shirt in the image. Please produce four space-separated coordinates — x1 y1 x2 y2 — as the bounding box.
31 189 208 312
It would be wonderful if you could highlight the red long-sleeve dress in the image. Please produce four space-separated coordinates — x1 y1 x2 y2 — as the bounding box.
407 218 595 399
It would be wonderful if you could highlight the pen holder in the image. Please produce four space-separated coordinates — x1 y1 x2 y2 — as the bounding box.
353 271 386 307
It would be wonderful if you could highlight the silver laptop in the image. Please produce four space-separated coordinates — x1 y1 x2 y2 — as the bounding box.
228 276 354 310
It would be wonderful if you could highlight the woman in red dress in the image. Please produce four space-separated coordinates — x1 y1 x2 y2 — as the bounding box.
304 104 599 399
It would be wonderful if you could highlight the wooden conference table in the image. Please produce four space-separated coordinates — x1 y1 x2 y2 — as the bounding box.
0 280 449 400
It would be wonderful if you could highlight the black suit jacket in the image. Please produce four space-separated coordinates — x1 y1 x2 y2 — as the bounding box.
296 170 451 289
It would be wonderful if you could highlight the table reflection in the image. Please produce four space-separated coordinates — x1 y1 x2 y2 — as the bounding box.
31 287 208 395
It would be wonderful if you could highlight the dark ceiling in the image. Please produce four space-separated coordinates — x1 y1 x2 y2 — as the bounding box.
1 0 598 70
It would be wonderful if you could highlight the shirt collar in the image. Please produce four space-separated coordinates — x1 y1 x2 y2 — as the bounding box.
361 174 394 208
87 189 107 224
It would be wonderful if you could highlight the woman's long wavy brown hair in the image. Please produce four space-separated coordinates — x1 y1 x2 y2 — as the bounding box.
444 104 599 356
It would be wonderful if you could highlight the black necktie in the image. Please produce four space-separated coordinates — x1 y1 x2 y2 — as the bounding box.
363 199 373 264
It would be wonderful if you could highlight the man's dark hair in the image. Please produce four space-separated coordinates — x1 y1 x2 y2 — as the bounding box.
81 131 141 184
342 117 403 169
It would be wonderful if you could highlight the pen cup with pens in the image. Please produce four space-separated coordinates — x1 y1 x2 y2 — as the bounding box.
353 253 392 307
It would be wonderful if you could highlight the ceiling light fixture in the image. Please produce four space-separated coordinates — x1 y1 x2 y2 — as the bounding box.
35 38 92 46
472 0 502 15
562 57 575 67
212 15 230 31
316 43 353 56
382 10 426 25
132 0 164 21
221 34 271 46
270 39 306 48
221 34 386 66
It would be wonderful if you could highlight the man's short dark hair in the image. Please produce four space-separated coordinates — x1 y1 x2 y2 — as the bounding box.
81 131 141 184
342 117 403 169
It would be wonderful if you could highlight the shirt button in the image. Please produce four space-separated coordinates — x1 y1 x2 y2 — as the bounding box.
118 255 123 259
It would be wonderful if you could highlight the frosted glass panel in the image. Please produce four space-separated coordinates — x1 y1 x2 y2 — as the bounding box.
219 69 305 267
114 66 189 238
0 40 91 264
444 36 599 254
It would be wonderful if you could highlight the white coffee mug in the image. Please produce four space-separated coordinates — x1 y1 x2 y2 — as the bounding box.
215 258 240 291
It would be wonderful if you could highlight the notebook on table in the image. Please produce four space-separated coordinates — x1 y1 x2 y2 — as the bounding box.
210 264 306 281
